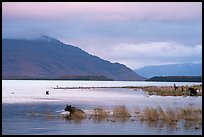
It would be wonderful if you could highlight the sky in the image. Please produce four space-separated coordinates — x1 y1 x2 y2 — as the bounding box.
2 2 202 69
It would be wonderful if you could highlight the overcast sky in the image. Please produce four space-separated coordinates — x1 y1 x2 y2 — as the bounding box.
2 2 202 69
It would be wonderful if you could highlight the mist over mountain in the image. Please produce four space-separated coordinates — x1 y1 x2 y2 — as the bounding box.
2 36 145 81
134 63 202 78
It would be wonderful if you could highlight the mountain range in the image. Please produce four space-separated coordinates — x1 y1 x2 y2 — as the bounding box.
134 63 202 78
2 36 145 81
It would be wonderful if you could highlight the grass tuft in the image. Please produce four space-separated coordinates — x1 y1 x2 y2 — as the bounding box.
93 107 108 118
113 105 131 117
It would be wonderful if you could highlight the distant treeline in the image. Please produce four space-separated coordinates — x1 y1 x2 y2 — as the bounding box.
3 75 113 81
146 76 202 82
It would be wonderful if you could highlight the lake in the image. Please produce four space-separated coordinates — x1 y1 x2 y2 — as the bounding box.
2 80 202 135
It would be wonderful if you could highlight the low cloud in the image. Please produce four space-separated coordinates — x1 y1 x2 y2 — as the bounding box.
112 42 201 58
83 41 202 69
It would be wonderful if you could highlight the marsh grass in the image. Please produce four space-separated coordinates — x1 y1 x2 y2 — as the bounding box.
136 105 202 126
113 105 131 117
26 105 202 129
178 106 202 121
90 107 109 122
92 107 109 118
141 85 202 96
143 107 159 121
110 105 131 122
163 107 179 123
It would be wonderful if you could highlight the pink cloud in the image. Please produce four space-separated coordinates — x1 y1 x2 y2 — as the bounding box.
2 2 202 22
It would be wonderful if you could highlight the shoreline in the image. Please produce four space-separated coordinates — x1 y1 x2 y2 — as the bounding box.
52 84 202 96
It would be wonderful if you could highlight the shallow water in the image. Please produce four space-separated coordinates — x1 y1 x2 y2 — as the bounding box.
2 103 202 135
2 80 202 135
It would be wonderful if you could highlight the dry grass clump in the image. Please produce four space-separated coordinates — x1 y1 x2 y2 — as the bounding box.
162 107 179 123
90 107 109 123
143 107 159 121
178 106 202 121
137 105 202 125
113 105 131 117
92 107 109 118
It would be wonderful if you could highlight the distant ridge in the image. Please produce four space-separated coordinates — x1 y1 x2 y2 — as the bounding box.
134 63 202 78
146 76 202 82
2 36 145 81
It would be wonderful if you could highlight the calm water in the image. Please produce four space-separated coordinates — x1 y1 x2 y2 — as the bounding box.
2 80 202 135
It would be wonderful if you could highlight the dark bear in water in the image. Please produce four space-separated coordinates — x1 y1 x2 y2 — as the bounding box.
189 88 197 96
64 105 85 118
